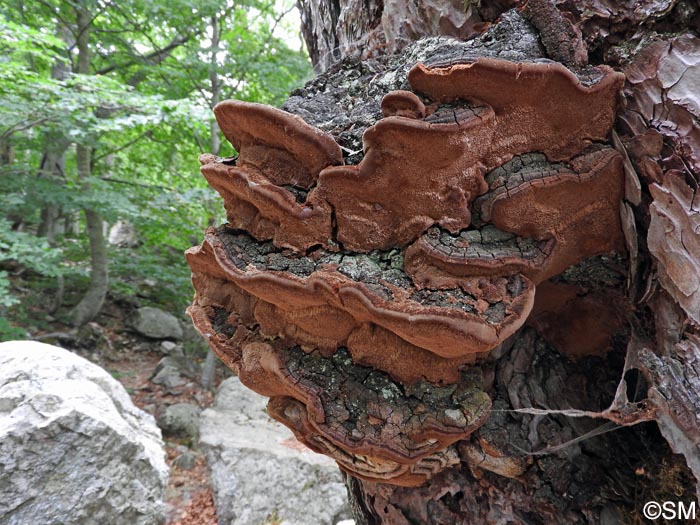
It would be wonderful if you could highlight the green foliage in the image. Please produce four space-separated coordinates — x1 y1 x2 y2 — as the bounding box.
0 273 17 309
0 317 26 341
0 219 62 307
0 0 311 327
0 223 62 277
110 244 195 315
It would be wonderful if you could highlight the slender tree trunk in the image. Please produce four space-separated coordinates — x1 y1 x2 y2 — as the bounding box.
35 22 72 311
38 22 72 241
289 1 700 522
209 14 221 157
1 139 20 229
200 14 223 390
69 144 109 326
0 140 13 165
37 148 67 242
68 7 109 326
37 146 68 314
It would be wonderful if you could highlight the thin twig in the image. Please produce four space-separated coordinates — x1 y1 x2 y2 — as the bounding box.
92 130 152 163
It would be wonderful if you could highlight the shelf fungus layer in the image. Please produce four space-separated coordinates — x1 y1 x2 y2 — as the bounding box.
405 148 625 286
199 156 334 252
313 58 624 252
202 59 623 254
187 226 534 368
187 296 490 486
202 101 343 251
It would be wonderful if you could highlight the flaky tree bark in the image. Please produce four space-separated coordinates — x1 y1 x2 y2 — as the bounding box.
188 1 700 523
292 1 700 522
297 0 512 73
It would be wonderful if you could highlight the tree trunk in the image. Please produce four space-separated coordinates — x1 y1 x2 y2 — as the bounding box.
297 0 513 73
1 138 20 229
37 144 68 313
0 139 13 165
68 7 109 326
200 13 223 391
37 22 72 242
36 147 67 242
70 207 108 326
209 14 221 157
69 143 109 326
291 2 700 521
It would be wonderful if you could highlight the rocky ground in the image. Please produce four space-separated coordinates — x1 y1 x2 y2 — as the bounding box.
31 307 222 524
107 345 219 525
6 288 352 525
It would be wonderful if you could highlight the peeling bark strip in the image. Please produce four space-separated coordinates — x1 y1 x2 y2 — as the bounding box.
296 0 510 73
632 336 700 501
649 174 700 325
186 9 634 490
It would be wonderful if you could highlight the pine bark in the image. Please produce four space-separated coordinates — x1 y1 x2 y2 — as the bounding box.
294 1 700 522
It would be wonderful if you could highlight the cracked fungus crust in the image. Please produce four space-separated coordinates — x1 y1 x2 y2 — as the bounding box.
191 298 491 486
188 226 535 363
187 9 626 487
280 347 489 453
405 148 625 287
274 347 490 486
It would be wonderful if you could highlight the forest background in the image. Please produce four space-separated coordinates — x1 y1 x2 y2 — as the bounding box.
0 0 312 340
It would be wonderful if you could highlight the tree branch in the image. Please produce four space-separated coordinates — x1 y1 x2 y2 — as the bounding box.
92 130 153 163
96 34 191 75
0 118 51 141
99 176 168 191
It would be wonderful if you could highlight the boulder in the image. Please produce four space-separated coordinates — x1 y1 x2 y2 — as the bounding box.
0 341 168 525
150 356 186 388
108 219 138 248
159 403 200 441
172 448 197 471
150 352 200 390
130 307 183 340
200 377 351 525
160 340 179 354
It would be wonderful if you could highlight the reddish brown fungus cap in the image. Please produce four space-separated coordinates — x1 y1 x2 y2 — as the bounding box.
185 296 490 485
408 58 624 161
213 100 343 188
381 90 426 119
199 158 333 251
186 227 535 361
406 148 626 286
315 58 623 252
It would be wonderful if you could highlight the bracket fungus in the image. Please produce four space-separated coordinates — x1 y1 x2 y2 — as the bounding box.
187 28 626 486
313 57 624 251
187 227 533 384
200 101 343 251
